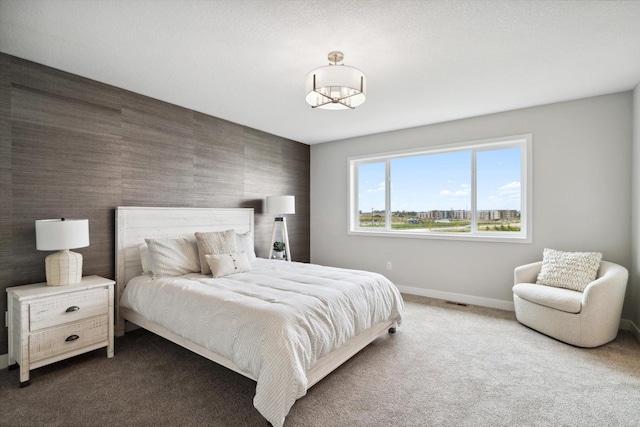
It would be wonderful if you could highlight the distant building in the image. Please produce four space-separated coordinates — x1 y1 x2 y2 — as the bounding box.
365 209 520 221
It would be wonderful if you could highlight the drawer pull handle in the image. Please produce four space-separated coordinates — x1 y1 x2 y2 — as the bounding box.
65 334 80 342
65 306 80 313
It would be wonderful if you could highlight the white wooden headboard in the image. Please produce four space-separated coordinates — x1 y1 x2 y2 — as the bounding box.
115 206 254 335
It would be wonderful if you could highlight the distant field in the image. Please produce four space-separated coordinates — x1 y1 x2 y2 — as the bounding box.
359 215 520 232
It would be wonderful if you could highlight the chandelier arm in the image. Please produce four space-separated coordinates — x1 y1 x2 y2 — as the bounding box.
312 98 355 109
311 98 335 108
312 90 335 102
333 91 363 102
336 100 355 110
311 90 361 109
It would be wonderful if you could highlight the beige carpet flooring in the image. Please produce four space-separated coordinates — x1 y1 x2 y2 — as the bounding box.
2 294 639 426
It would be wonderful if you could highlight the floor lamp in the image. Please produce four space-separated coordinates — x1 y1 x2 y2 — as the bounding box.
266 195 295 262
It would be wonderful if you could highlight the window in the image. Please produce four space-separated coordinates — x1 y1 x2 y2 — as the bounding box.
349 134 531 242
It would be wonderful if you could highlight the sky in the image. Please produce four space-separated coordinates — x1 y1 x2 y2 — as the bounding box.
358 147 521 213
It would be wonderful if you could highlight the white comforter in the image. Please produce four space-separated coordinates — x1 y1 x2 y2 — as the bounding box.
120 258 403 427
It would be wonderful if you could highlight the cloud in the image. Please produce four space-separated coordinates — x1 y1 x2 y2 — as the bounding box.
439 183 471 198
446 183 470 196
454 189 469 196
367 181 386 193
499 181 520 199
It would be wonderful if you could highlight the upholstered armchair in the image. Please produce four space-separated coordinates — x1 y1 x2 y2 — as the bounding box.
513 260 628 347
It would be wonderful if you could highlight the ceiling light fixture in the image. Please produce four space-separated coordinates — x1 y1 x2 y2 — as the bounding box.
305 51 366 110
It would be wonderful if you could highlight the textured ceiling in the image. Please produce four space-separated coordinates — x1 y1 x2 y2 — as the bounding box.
1 0 640 145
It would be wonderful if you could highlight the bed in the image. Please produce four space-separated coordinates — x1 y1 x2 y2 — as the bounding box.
115 207 403 427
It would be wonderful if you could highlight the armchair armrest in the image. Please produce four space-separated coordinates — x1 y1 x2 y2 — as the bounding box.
582 261 628 307
577 261 628 346
514 261 542 285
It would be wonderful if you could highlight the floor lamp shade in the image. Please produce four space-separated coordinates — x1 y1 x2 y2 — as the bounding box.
266 195 295 215
36 219 90 286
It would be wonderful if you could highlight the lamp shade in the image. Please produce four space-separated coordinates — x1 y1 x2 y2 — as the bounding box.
266 196 295 215
36 219 90 251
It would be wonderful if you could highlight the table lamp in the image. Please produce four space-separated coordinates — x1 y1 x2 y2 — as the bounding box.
36 218 90 286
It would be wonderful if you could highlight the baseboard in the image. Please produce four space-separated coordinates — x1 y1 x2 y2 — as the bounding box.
619 318 640 344
0 353 7 370
397 285 515 311
632 321 640 344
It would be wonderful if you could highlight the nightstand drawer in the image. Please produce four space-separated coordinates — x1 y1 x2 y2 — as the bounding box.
29 315 109 363
29 288 108 331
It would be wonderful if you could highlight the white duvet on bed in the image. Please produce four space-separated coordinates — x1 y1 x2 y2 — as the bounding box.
119 258 403 427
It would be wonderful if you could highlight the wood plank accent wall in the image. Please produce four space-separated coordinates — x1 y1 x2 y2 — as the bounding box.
0 53 311 355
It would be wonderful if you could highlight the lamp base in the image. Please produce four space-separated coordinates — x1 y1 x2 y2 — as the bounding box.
44 250 83 286
269 216 291 262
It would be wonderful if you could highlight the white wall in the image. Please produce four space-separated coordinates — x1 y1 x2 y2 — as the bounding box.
311 92 633 315
632 84 640 331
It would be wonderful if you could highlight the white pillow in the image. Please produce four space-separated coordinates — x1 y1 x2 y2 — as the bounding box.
536 248 602 292
145 236 201 278
235 231 256 263
206 252 252 278
195 230 238 275
139 243 151 274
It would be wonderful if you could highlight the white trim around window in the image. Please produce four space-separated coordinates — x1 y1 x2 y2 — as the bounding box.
348 134 532 243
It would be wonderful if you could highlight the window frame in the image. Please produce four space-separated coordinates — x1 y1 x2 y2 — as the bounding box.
348 134 532 243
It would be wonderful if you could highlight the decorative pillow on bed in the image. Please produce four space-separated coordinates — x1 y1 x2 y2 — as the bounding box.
195 230 238 275
205 252 252 278
138 243 151 274
536 248 602 292
145 236 201 278
235 231 257 263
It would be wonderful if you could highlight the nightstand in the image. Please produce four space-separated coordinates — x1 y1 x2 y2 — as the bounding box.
6 275 115 387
